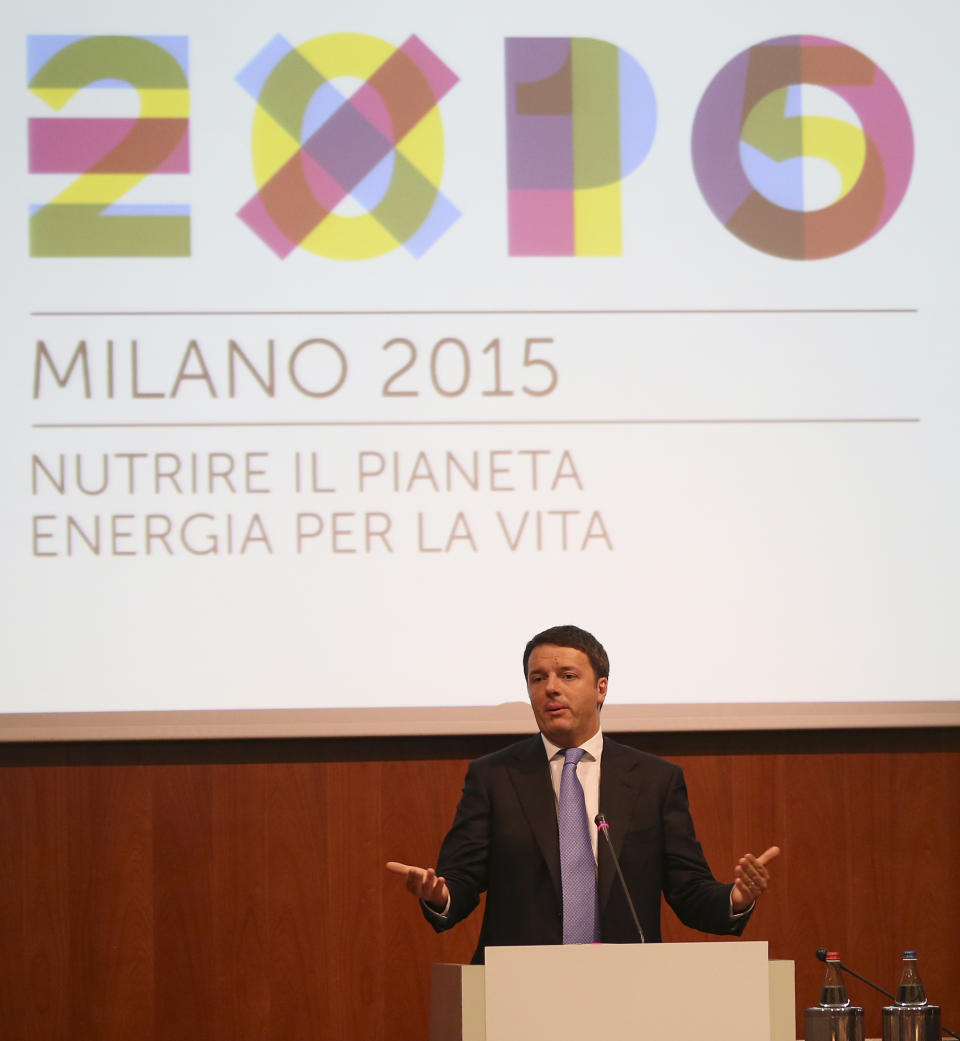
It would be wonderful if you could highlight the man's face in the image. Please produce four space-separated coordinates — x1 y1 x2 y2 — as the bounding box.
526 644 607 748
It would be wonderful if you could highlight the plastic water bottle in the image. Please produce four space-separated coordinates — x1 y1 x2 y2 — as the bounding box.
820 951 851 1008
896 950 927 1007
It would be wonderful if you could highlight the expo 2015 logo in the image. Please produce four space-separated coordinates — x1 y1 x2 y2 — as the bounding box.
27 32 914 261
691 35 914 260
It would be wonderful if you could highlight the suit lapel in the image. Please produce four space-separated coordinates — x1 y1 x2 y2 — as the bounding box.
597 737 642 913
505 735 562 903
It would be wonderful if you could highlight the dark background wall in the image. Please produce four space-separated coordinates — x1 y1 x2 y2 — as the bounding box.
2 727 958 1041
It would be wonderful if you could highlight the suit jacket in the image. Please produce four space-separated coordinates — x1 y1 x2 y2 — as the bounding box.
424 734 750 963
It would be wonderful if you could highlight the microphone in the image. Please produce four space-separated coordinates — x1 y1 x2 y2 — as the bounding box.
814 948 960 1039
595 813 645 943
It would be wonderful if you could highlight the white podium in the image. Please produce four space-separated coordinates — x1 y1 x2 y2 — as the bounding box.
430 942 796 1041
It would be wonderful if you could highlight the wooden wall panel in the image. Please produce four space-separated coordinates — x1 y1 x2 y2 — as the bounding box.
67 765 154 1041
211 763 270 1041
153 764 215 1041
0 765 71 1041
320 760 385 1039
265 761 332 1040
1 730 958 1041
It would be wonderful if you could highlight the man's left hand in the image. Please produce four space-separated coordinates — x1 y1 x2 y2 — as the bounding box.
731 845 781 912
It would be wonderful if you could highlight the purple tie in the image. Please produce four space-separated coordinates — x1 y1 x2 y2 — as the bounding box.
558 747 598 943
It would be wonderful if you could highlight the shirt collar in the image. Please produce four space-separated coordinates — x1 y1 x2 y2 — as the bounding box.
541 727 604 763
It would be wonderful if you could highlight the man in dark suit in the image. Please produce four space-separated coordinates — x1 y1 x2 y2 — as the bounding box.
388 625 778 964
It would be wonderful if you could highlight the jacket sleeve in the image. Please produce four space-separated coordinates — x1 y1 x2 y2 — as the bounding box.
661 765 752 936
421 759 492 933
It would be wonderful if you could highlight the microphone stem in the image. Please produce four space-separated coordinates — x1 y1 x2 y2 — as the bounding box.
596 815 645 943
838 961 895 1002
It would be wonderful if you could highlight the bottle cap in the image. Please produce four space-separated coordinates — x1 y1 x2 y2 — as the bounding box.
903 950 918 959
826 952 841 961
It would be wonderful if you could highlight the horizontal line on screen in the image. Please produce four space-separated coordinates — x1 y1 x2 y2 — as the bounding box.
29 307 919 318
32 417 920 430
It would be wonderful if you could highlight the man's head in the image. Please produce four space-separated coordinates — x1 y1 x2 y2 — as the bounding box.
523 625 609 748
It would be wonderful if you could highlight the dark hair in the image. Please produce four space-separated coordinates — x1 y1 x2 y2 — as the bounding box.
522 625 609 681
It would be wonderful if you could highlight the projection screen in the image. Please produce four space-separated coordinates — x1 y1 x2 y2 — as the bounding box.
3 0 958 740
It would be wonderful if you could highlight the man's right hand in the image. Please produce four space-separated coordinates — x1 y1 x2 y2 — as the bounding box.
385 861 450 912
